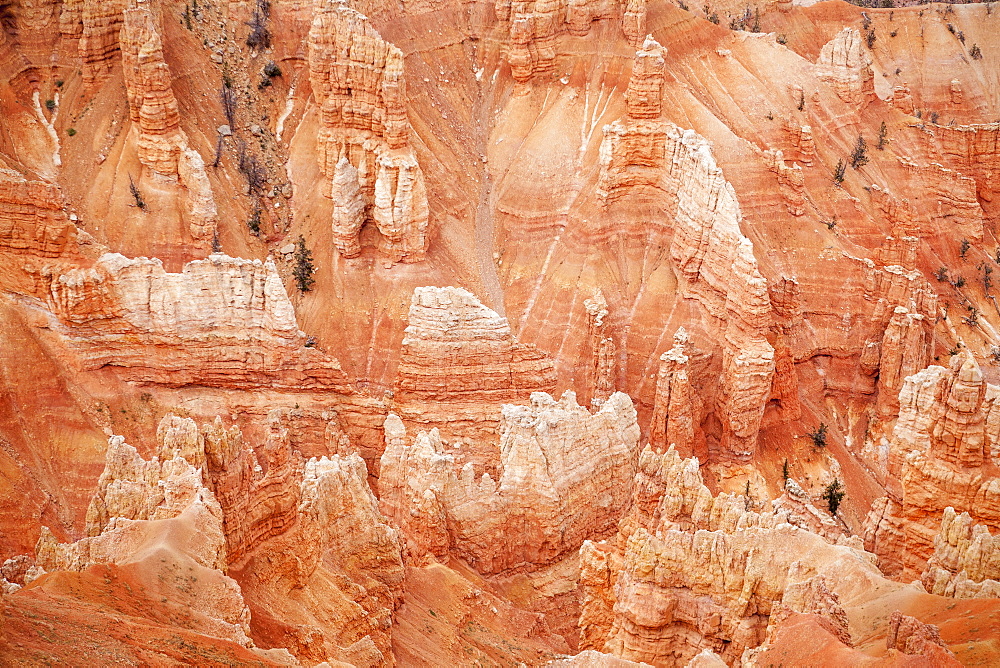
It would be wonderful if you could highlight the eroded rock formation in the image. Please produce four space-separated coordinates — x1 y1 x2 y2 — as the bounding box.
815 27 875 107
395 286 556 403
864 354 1000 579
922 507 1000 598
379 390 640 573
34 430 254 648
39 252 350 390
120 4 216 241
599 38 777 465
649 329 696 456
0 169 76 259
309 0 428 262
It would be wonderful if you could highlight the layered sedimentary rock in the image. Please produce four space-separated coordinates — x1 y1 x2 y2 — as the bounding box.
920 122 1000 215
40 252 350 390
922 507 1000 598
615 446 831 543
0 169 76 259
584 291 616 408
599 39 776 465
885 612 959 664
395 286 556 403
330 157 366 257
767 277 801 422
891 83 914 115
120 4 216 240
494 0 616 82
626 37 665 120
121 5 183 177
146 411 405 664
579 445 859 664
202 411 303 565
581 526 878 665
621 0 647 49
815 27 875 107
649 329 696 456
77 0 127 86
308 0 427 262
864 354 1000 579
33 430 254 648
379 390 640 573
782 122 815 166
856 237 937 423
764 149 805 217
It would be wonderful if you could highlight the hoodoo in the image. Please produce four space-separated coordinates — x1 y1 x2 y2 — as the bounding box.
2 0 1000 664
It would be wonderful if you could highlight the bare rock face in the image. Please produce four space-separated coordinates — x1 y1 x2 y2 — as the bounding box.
0 169 76 259
584 290 617 408
891 83 915 115
76 0 127 86
856 240 937 424
815 27 875 107
763 149 805 217
582 526 878 666
864 354 1000 579
149 411 405 664
494 0 615 82
599 39 777 465
922 123 1000 220
921 507 1000 598
308 0 427 262
202 411 303 566
34 430 254 648
579 446 858 664
396 286 556 403
621 0 647 49
120 4 216 241
379 390 640 574
649 330 696 456
39 253 350 390
626 37 665 120
886 611 959 664
120 5 182 177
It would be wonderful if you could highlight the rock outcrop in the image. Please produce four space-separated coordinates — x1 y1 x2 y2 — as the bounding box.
120 4 216 241
77 0 127 86
494 0 616 82
921 507 1000 598
649 329 696 456
580 526 878 665
0 169 76 259
34 430 254 648
579 445 860 664
864 354 1000 579
885 611 959 664
40 252 350 390
584 290 617 408
379 390 640 573
308 0 428 262
764 149 805 217
202 411 303 566
599 38 777 465
815 28 875 107
127 412 406 664
395 286 556 403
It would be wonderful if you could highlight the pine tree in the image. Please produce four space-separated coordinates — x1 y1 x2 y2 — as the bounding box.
293 235 316 292
833 159 846 185
822 478 845 515
850 134 869 169
808 422 828 449
876 121 888 150
782 458 789 484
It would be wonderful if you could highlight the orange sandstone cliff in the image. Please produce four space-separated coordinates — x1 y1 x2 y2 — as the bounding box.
2 0 1000 665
